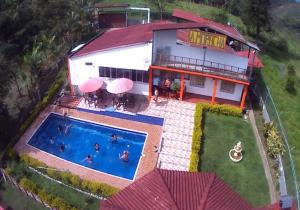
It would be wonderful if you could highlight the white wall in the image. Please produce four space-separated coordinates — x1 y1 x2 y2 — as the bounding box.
69 43 152 86
153 30 248 72
184 77 244 101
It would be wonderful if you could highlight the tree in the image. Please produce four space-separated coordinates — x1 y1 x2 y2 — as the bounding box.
152 0 168 20
242 0 270 40
285 64 297 94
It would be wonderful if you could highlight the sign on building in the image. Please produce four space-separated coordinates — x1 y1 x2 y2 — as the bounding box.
188 30 227 50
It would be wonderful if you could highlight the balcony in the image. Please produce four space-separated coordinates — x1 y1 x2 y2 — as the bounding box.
152 53 250 82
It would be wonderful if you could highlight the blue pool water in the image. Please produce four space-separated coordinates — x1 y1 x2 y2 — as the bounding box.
28 113 147 180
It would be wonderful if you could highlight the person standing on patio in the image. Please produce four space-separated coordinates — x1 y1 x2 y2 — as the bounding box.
154 88 159 104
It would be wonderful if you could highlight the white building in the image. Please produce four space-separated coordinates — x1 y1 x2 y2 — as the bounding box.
68 9 263 108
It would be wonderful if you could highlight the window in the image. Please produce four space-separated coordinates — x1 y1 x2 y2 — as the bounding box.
104 67 111 77
111 68 117 78
190 76 205 87
99 67 105 77
220 81 235 93
98 66 148 83
143 71 149 83
136 71 143 82
131 70 137 81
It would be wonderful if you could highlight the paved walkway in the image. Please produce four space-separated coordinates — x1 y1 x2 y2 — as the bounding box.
249 109 277 203
140 99 195 171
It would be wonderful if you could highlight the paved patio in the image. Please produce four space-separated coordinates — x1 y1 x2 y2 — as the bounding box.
140 98 195 171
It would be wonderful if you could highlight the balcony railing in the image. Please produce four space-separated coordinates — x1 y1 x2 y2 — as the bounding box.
153 53 249 82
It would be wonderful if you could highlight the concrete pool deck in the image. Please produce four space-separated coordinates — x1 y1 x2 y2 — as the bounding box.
14 105 162 189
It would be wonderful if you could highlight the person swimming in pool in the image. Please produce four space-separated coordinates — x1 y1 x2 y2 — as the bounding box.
94 143 100 152
64 124 71 135
119 150 129 162
57 125 63 134
49 136 55 144
59 143 65 152
86 155 92 163
111 134 117 143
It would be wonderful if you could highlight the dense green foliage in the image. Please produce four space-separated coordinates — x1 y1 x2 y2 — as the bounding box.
0 0 96 150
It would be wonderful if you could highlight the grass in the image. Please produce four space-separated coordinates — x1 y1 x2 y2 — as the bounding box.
97 0 246 33
201 112 269 207
7 161 99 210
0 182 47 210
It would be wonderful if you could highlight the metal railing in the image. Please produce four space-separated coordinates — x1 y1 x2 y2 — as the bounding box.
255 71 300 208
153 53 249 82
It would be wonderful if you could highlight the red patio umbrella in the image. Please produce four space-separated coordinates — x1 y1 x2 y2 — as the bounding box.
79 78 104 93
107 78 133 94
235 50 264 68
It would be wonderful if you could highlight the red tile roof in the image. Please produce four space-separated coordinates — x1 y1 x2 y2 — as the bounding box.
72 21 169 58
100 169 254 210
172 9 245 43
72 9 259 58
235 50 264 68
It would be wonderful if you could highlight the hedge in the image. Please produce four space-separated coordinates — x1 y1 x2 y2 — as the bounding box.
20 177 77 210
20 154 119 197
189 103 242 172
198 102 242 117
189 104 203 172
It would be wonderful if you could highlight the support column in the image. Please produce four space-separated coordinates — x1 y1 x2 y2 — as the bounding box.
67 58 75 96
240 85 249 109
211 79 217 104
179 73 185 101
148 67 153 101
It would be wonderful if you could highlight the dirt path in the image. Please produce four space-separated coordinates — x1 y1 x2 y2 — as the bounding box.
249 109 277 203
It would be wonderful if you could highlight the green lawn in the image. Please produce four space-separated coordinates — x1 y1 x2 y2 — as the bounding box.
0 182 47 210
201 112 270 207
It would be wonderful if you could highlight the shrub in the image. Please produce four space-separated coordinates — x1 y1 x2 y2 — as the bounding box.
189 104 203 172
70 174 81 188
285 64 297 94
20 154 47 168
19 177 78 210
264 122 286 158
198 103 242 117
20 155 119 197
19 178 38 194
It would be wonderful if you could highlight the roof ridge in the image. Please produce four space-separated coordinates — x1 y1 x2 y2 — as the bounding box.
198 173 216 210
157 169 180 210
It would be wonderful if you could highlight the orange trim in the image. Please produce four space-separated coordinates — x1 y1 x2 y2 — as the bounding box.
148 68 153 101
67 58 75 96
211 79 217 104
180 73 185 101
150 65 250 86
240 85 248 109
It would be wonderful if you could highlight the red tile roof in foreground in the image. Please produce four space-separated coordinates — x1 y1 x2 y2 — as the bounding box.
100 169 255 210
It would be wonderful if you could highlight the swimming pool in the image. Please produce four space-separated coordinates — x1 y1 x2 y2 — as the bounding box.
27 113 147 180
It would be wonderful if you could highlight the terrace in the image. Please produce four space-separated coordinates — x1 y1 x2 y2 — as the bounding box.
153 53 250 82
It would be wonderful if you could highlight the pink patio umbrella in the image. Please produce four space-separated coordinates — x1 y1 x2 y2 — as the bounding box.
79 78 104 93
107 78 133 94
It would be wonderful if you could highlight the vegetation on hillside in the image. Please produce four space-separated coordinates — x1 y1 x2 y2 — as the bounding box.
0 0 96 150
